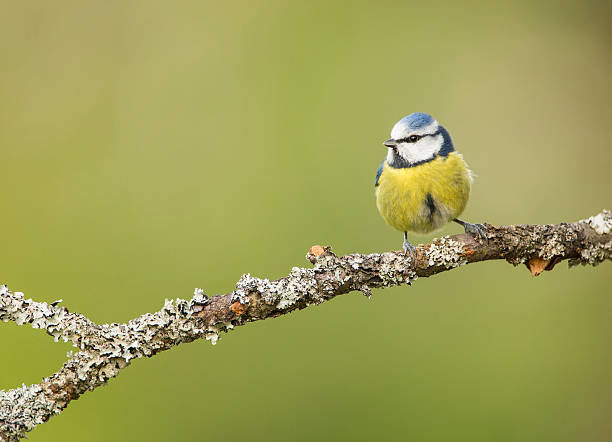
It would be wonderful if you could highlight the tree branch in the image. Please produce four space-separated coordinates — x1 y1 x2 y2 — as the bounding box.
1 210 611 441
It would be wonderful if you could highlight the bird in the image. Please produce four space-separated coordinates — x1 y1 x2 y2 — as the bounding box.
374 112 486 258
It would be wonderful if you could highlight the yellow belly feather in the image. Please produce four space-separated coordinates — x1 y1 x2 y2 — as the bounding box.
375 152 472 233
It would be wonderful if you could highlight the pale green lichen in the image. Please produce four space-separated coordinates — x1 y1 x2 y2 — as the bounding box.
312 254 341 270
0 285 89 347
424 237 468 269
569 240 612 267
375 253 416 286
567 210 612 267
537 230 571 260
579 210 612 235
0 383 57 441
234 270 322 310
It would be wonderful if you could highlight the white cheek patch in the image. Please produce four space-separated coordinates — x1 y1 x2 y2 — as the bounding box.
395 133 443 164
386 148 395 165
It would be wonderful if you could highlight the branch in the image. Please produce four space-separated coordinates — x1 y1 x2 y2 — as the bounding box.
1 210 611 441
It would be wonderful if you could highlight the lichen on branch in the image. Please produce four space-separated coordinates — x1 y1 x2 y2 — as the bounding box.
1 210 611 441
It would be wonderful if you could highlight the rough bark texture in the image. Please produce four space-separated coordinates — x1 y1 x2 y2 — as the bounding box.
1 210 611 441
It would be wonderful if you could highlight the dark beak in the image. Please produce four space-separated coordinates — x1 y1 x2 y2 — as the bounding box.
383 138 397 148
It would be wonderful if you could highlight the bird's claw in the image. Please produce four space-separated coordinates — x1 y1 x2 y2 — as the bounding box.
403 239 417 261
463 222 488 243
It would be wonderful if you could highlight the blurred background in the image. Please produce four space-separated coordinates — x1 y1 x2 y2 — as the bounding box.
1 0 611 440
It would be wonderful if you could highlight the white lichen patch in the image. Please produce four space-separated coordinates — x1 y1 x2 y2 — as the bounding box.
235 270 321 310
74 293 228 371
0 383 57 440
312 253 341 270
192 288 209 310
347 256 364 269
375 253 416 286
230 288 251 305
580 210 612 235
0 285 92 347
569 240 612 267
537 231 569 260
424 237 467 269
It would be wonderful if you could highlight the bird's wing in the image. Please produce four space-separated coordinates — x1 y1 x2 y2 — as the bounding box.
374 161 384 187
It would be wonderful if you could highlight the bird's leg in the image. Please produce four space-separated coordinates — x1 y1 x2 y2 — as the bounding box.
454 218 488 243
403 231 416 260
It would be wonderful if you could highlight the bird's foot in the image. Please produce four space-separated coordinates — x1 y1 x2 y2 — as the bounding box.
403 237 417 261
455 218 488 243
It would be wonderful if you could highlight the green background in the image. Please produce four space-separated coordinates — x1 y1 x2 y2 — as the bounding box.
1 1 611 441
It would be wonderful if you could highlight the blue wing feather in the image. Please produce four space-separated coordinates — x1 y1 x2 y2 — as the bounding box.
374 161 384 187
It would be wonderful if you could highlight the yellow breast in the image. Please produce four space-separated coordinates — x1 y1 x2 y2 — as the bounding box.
375 152 472 233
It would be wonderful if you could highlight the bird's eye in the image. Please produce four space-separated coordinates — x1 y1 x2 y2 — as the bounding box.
408 135 420 143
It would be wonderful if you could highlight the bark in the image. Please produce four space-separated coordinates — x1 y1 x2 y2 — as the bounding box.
1 210 611 441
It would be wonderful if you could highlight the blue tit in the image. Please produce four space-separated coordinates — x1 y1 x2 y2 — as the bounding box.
374 112 486 257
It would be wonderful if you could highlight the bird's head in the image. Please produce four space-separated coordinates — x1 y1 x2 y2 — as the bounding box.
383 112 454 168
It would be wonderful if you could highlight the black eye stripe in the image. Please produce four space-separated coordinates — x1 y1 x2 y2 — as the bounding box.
396 130 441 144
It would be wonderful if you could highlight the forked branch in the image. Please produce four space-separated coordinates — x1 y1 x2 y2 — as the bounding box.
1 210 611 441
